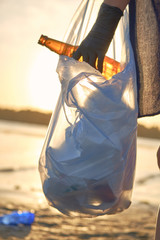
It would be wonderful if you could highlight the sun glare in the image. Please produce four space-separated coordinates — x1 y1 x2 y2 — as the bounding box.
28 50 61 112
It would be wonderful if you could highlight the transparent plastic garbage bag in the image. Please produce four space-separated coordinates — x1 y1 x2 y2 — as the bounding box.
39 1 138 217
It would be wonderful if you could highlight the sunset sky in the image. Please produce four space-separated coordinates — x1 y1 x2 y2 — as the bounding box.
0 0 159 128
0 0 81 111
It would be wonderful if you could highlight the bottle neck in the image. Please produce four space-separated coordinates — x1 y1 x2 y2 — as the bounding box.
38 35 78 57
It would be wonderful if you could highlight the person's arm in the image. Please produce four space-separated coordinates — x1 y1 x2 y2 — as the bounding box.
73 0 130 73
103 0 130 11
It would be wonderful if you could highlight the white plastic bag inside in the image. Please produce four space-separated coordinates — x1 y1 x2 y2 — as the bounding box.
39 0 138 217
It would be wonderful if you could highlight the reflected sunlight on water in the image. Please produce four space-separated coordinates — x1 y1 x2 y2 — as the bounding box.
0 120 46 169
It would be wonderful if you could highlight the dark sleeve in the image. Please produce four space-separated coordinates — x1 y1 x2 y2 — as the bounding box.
129 0 160 118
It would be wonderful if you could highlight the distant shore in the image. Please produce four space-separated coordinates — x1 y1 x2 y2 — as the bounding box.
0 108 160 139
0 108 51 126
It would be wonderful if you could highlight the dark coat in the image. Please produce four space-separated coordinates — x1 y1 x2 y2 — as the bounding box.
129 0 160 118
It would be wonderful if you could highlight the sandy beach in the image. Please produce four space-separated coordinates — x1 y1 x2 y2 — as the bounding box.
0 120 160 240
0 198 158 240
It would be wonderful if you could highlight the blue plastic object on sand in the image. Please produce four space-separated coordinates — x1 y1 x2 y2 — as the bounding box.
0 211 35 226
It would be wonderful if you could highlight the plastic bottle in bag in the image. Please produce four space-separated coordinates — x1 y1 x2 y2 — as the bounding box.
0 211 35 225
38 34 120 80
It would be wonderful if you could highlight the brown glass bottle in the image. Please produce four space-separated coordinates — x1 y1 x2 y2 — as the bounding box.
38 35 120 80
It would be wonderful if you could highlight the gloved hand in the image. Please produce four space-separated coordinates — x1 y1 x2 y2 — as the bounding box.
73 3 123 73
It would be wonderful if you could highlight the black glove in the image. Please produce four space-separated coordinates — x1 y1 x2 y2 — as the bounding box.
73 3 123 73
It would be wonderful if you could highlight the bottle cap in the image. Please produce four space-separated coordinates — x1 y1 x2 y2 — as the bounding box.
38 35 48 45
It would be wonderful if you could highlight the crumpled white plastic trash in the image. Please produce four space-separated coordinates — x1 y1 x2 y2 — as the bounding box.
39 47 138 216
38 2 138 216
